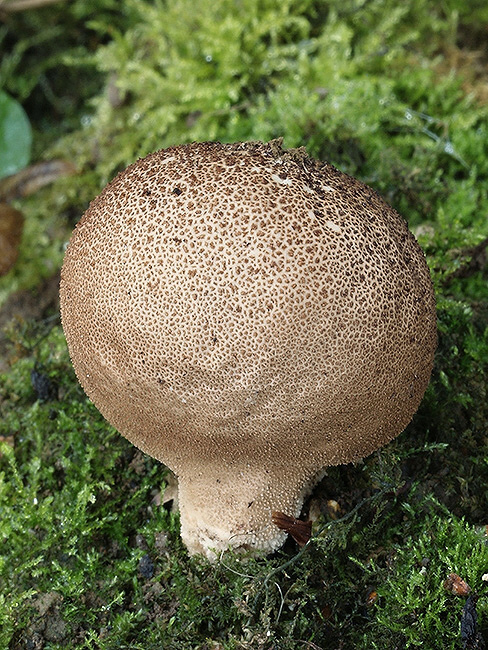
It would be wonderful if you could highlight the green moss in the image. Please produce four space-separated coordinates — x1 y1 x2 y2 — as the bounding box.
1 323 486 648
370 516 488 647
1 0 488 647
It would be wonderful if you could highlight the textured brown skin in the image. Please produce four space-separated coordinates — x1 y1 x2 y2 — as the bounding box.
60 141 437 559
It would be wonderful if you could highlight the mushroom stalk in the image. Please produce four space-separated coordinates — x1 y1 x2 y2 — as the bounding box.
176 461 323 558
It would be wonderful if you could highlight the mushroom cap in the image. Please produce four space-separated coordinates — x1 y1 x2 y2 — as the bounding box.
59 141 437 557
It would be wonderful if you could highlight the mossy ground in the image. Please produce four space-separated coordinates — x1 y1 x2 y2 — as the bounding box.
1 1 488 648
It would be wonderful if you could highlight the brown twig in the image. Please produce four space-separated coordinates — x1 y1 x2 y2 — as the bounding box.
0 0 62 13
0 160 77 201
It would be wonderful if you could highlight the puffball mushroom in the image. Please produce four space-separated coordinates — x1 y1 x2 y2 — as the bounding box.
59 140 437 559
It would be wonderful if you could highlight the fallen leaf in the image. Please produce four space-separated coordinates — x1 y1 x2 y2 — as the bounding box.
272 511 312 547
0 202 24 275
461 595 484 650
444 572 471 597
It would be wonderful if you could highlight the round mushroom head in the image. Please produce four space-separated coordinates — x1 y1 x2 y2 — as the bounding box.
59 140 437 559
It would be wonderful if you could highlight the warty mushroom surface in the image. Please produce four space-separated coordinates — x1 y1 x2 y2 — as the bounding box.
59 140 437 560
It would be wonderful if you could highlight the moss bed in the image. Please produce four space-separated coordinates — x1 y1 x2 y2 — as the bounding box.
1 1 488 648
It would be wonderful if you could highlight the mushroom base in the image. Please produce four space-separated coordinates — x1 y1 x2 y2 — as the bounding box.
175 464 325 561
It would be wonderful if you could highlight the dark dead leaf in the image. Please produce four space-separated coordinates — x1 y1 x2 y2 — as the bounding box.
0 202 24 275
272 511 312 547
461 595 485 650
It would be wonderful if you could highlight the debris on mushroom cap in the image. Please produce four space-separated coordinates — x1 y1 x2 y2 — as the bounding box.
59 140 437 560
